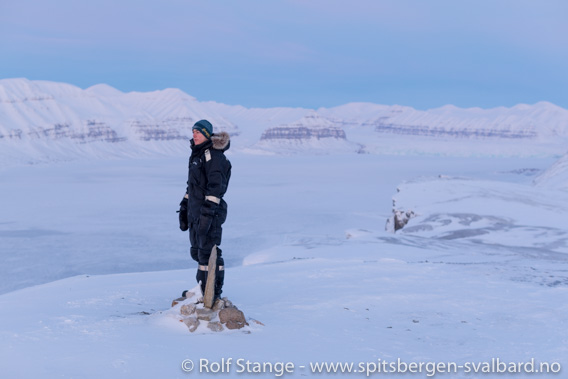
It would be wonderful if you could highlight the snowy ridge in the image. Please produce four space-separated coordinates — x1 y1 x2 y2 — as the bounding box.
0 78 238 164
316 102 568 156
388 175 568 254
534 152 568 190
2 78 568 164
319 102 568 140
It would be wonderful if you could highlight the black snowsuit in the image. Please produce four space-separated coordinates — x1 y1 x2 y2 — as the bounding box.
182 132 231 298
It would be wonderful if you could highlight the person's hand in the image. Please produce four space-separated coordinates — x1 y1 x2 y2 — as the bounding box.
178 197 189 231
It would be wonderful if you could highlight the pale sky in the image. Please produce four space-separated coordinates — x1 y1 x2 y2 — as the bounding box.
1 0 567 109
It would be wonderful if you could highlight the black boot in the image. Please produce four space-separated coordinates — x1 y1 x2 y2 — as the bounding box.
215 269 224 300
196 268 208 296
214 257 225 300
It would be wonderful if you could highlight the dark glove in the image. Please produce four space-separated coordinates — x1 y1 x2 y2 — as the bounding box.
178 197 189 231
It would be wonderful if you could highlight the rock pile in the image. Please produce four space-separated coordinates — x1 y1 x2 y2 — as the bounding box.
173 289 249 333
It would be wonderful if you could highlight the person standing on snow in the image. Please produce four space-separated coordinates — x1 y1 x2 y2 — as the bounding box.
178 119 231 301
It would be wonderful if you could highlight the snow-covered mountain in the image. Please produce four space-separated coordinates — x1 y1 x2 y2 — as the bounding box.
255 112 362 154
0 78 242 164
534 151 568 190
319 102 568 139
2 78 568 164
316 102 568 156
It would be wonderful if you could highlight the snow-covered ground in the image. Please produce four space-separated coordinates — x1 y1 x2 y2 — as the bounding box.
1 153 567 378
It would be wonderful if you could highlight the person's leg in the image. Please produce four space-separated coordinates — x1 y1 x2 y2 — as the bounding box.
197 215 225 299
190 224 208 294
189 225 199 263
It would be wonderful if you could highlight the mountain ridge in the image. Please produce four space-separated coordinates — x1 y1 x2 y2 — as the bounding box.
1 78 568 164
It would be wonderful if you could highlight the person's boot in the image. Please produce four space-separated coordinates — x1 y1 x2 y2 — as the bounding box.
214 257 225 301
196 266 208 296
214 268 224 301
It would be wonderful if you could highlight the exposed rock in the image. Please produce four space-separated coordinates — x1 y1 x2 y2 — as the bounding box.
249 318 265 326
195 308 216 322
207 321 224 332
386 209 416 232
259 113 349 143
394 210 416 231
174 292 256 333
180 303 196 316
171 297 185 307
219 307 247 330
261 126 346 141
225 320 247 330
0 129 22 140
371 120 537 139
212 298 226 312
182 290 195 299
131 120 187 141
183 317 200 333
26 121 126 143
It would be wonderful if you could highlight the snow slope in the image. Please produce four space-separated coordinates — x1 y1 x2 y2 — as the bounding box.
1 238 565 378
1 153 567 378
390 176 568 256
534 152 568 190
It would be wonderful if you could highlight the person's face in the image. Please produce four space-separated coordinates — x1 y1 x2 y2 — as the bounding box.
193 129 207 145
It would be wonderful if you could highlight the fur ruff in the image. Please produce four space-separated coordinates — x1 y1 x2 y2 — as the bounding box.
211 131 230 150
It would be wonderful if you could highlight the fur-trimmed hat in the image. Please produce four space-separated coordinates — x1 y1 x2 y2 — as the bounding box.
192 119 213 139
